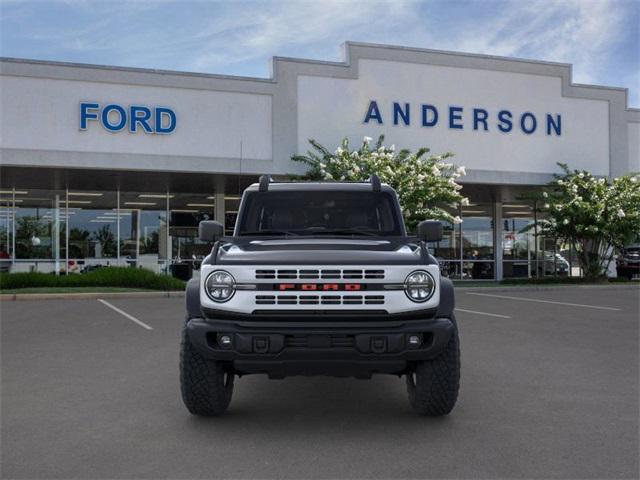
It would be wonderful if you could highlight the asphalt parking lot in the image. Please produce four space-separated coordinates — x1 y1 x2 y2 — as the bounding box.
1 285 638 479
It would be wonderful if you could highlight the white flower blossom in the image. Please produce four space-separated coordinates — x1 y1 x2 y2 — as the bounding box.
456 166 466 176
452 216 462 224
563 219 569 225
617 209 626 218
390 144 395 152
363 136 372 144
542 191 548 198
335 147 343 155
460 197 470 206
544 203 550 209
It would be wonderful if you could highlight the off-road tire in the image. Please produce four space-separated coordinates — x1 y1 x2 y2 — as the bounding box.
180 320 234 416
406 316 460 416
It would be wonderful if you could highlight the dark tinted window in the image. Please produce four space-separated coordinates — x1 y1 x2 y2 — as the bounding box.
237 191 403 236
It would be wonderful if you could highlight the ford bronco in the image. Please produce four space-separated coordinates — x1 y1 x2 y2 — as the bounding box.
180 175 460 416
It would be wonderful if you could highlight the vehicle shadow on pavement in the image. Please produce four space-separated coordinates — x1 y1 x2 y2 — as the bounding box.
177 375 456 431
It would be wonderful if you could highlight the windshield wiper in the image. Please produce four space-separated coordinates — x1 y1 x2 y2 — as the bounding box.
239 230 299 236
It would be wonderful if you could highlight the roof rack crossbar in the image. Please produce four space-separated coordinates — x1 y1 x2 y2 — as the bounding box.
258 175 272 192
369 174 381 192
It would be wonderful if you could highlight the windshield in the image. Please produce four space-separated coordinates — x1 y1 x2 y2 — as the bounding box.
236 190 403 236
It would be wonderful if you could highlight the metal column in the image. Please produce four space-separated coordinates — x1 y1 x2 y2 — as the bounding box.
495 200 503 281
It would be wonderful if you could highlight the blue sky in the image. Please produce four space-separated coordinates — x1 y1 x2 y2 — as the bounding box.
1 0 638 106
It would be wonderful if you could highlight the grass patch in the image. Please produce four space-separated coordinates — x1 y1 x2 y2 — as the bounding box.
0 287 162 294
0 267 186 291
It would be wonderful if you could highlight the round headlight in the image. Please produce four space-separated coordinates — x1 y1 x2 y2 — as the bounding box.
404 270 435 303
205 270 236 303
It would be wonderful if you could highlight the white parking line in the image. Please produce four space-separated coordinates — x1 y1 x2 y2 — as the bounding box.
97 299 153 330
456 308 511 319
465 292 621 311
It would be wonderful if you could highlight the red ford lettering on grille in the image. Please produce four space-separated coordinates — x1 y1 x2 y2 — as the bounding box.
277 283 361 291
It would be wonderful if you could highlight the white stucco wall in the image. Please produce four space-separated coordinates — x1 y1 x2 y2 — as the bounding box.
0 75 272 166
298 59 611 177
628 122 640 173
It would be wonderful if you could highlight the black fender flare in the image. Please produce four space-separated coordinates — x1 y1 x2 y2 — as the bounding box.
185 277 201 319
435 276 455 319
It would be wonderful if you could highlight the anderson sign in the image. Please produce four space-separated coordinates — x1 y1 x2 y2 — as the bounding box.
363 100 562 136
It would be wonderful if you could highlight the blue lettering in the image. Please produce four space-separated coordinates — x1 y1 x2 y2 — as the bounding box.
449 106 463 129
101 104 127 132
520 112 537 134
497 110 513 132
473 108 489 131
130 105 153 133
155 107 176 134
363 100 383 124
546 114 561 136
80 102 99 130
421 104 438 127
393 102 410 126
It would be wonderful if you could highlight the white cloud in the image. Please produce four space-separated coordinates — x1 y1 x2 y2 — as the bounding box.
1 0 636 103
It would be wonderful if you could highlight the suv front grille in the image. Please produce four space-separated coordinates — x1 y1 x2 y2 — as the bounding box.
255 269 384 280
255 294 385 306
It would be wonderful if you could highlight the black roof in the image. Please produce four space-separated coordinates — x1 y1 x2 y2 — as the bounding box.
245 181 396 193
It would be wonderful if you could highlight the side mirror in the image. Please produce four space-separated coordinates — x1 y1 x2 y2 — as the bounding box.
417 220 443 242
199 220 224 242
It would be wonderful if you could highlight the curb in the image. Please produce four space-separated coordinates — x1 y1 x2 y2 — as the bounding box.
0 291 186 301
456 284 640 292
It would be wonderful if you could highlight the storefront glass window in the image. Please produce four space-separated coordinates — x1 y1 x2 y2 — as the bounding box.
225 195 240 235
65 190 118 272
461 204 494 279
0 192 15 272
502 203 535 278
12 189 67 272
169 193 215 279
428 204 462 279
120 192 169 273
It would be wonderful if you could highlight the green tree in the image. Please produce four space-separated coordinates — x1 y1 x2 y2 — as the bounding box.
292 135 468 231
536 163 640 279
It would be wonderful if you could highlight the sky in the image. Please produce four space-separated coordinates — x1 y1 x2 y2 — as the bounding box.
1 0 638 106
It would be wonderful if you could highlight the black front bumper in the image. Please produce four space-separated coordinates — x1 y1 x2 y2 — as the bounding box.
186 316 454 378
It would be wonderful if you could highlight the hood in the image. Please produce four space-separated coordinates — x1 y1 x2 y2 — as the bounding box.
215 237 423 265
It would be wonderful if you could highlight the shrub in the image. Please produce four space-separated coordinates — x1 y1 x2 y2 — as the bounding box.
0 267 186 290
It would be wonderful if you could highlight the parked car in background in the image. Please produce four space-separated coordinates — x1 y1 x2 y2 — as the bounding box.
616 244 640 280
538 252 570 276
0 250 10 273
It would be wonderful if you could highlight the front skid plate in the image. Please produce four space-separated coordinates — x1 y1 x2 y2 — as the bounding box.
186 317 454 377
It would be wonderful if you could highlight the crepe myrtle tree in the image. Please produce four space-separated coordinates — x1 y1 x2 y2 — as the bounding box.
291 135 469 231
535 163 640 279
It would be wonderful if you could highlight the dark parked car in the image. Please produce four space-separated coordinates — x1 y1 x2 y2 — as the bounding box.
617 244 640 280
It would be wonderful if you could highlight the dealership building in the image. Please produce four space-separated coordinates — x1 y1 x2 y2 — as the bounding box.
1 42 638 280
